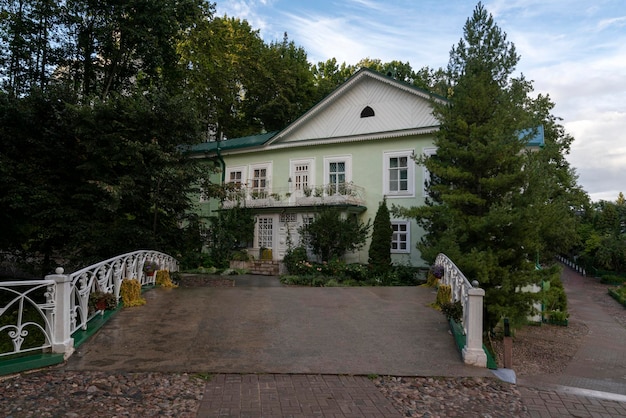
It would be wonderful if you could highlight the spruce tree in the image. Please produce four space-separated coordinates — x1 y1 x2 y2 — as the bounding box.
368 199 393 275
399 2 583 329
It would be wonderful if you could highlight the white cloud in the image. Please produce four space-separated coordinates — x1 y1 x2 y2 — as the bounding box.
598 15 626 31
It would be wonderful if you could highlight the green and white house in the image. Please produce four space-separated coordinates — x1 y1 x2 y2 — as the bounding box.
187 67 544 270
188 68 442 267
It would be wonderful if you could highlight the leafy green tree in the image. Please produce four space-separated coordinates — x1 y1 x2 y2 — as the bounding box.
253 33 317 131
0 0 63 96
58 0 211 98
299 208 371 262
205 205 255 268
178 15 266 139
311 58 355 101
577 196 626 273
368 199 392 274
396 3 582 329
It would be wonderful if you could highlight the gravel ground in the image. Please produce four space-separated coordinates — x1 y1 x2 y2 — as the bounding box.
490 275 625 377
1 371 528 418
373 376 528 417
0 371 206 417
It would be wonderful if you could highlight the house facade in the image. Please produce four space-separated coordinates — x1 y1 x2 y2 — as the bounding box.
188 68 444 267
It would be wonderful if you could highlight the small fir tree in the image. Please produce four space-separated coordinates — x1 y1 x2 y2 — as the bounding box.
368 199 393 275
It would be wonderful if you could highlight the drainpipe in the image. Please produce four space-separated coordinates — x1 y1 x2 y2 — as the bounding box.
216 140 226 185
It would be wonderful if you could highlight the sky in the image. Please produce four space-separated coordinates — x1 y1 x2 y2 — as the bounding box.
214 0 626 203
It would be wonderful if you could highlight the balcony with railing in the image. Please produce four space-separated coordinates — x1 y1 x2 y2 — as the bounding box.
221 182 366 209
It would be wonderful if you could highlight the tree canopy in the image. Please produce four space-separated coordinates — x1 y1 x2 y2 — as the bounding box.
1 0 592 282
395 3 587 328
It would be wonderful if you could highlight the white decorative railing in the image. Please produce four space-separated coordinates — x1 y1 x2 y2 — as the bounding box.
222 183 366 209
68 250 178 334
0 250 178 359
434 253 487 367
0 280 56 357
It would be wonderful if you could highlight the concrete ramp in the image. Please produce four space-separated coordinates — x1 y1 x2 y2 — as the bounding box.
65 281 490 377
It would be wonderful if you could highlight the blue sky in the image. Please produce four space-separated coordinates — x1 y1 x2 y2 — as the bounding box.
215 0 626 202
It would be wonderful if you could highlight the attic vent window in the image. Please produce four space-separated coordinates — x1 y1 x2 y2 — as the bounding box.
360 106 375 118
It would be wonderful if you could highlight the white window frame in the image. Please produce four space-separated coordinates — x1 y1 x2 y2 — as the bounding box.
383 150 415 198
257 216 273 249
226 166 246 186
290 158 315 194
391 220 410 254
422 148 437 197
323 155 352 194
249 162 272 197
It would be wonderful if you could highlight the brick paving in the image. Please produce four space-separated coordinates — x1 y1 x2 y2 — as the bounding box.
516 265 626 417
196 374 401 418
519 386 626 418
54 271 626 417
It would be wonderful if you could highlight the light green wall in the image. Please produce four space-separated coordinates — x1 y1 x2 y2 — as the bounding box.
205 133 435 267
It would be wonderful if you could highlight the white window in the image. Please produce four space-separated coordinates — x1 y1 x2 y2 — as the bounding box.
229 170 242 185
249 163 271 198
290 158 314 195
383 150 415 197
391 221 410 253
257 216 273 248
423 148 437 197
294 164 309 191
252 168 267 191
226 166 246 186
279 213 297 223
324 156 352 195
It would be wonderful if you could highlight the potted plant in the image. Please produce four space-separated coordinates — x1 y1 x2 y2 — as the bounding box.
143 260 159 276
89 291 117 313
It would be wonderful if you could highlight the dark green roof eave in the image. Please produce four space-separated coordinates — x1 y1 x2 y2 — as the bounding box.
183 130 280 155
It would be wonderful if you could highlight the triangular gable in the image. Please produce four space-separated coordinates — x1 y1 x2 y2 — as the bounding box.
267 68 443 148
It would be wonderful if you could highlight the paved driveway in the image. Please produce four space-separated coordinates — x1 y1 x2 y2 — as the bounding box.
65 277 490 377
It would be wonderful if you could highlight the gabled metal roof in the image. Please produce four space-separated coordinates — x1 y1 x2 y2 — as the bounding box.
185 131 279 155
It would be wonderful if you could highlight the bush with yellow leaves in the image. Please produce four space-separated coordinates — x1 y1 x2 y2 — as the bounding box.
120 278 146 307
155 270 177 288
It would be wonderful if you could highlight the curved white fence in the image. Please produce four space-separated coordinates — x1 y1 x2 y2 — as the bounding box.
0 250 178 359
69 250 178 334
434 253 486 367
0 280 56 357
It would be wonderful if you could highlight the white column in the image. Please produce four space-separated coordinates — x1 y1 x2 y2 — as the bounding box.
462 286 487 367
48 268 75 358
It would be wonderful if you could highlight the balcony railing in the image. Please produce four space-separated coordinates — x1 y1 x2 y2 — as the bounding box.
222 182 366 209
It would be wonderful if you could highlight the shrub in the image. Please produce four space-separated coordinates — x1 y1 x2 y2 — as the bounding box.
120 279 145 307
545 310 569 325
436 284 452 307
283 246 308 274
156 270 177 288
440 300 463 322
543 273 567 313
609 286 626 307
600 275 626 285
231 250 250 261
299 207 371 262
342 263 369 281
393 264 421 285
